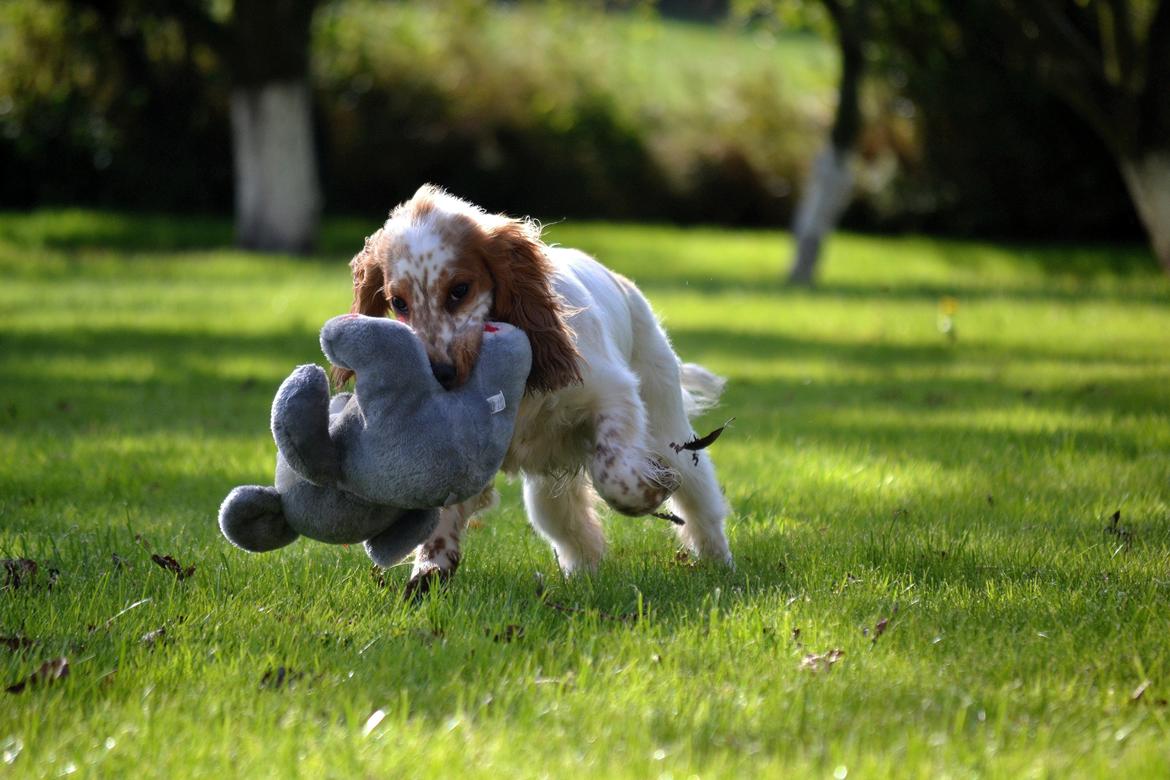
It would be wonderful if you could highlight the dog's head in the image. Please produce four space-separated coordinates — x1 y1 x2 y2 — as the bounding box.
336 185 580 393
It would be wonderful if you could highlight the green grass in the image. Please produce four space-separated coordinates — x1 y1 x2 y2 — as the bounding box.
2 211 1170 777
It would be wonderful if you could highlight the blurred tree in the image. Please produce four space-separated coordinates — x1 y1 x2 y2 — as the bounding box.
69 0 321 252
787 0 868 285
887 0 1170 273
735 0 870 285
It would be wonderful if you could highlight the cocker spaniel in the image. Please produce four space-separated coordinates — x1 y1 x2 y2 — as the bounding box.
337 185 732 592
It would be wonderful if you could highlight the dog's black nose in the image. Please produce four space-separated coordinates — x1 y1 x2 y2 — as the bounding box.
431 362 457 389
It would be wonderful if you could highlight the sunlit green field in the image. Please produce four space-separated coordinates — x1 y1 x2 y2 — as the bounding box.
2 211 1169 777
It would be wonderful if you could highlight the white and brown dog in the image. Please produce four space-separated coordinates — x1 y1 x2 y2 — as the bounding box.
336 185 732 593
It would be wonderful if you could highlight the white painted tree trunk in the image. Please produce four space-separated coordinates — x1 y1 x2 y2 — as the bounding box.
789 145 854 284
1119 151 1170 274
230 80 321 253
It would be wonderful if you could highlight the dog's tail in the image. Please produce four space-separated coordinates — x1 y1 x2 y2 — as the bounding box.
680 363 726 419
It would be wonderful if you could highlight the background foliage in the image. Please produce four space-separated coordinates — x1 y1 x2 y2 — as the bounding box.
0 0 1143 238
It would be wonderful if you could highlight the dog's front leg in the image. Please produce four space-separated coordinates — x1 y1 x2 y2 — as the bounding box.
404 485 497 598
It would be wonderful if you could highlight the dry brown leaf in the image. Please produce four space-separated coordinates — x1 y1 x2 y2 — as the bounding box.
488 624 525 643
1 635 36 653
151 554 194 580
2 559 38 589
800 648 845 673
6 657 68 693
260 666 304 690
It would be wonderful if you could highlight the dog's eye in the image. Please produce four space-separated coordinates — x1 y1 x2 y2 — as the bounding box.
391 296 409 316
449 282 470 302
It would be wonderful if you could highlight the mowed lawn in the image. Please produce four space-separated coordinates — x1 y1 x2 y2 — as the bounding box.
2 212 1169 777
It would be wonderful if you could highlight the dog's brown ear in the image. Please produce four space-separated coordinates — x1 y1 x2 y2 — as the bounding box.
482 219 581 394
331 230 388 388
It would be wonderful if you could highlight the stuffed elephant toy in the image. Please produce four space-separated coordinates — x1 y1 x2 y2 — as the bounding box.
218 314 532 567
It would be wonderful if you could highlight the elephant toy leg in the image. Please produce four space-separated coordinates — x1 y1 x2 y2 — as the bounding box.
271 364 342 486
218 485 300 552
364 509 440 568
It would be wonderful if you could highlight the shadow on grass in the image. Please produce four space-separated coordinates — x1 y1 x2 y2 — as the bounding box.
0 210 379 257
638 275 1170 306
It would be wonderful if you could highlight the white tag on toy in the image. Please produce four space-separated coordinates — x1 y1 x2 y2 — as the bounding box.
487 391 506 414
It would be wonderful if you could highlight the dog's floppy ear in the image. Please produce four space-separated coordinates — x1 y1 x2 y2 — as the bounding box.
331 230 388 388
482 219 581 394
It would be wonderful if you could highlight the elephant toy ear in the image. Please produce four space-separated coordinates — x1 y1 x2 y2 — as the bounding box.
320 314 434 391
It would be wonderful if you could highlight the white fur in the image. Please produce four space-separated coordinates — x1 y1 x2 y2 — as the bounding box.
408 234 732 585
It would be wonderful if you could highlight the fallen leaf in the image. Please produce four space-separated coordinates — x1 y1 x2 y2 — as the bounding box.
6 657 68 693
872 617 890 643
488 624 524 643
260 666 304 690
1 635 36 652
1131 680 1150 703
370 565 386 588
800 649 844 673
140 627 167 648
150 554 194 580
1 559 38 589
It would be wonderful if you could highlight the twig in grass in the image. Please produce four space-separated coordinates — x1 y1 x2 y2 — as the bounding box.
90 597 152 633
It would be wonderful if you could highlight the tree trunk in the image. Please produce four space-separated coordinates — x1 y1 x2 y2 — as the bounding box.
231 81 321 253
789 145 854 284
787 0 866 286
1119 151 1170 273
230 0 320 253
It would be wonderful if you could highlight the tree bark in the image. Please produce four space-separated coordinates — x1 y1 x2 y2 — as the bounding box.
231 82 321 253
787 0 867 285
1120 151 1170 273
789 146 854 285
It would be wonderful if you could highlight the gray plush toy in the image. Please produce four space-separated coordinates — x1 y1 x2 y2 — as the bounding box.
218 314 532 567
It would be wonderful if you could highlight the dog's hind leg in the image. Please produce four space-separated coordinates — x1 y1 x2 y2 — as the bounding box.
626 293 733 566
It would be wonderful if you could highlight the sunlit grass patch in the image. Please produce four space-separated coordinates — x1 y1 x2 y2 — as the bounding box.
1 212 1169 777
